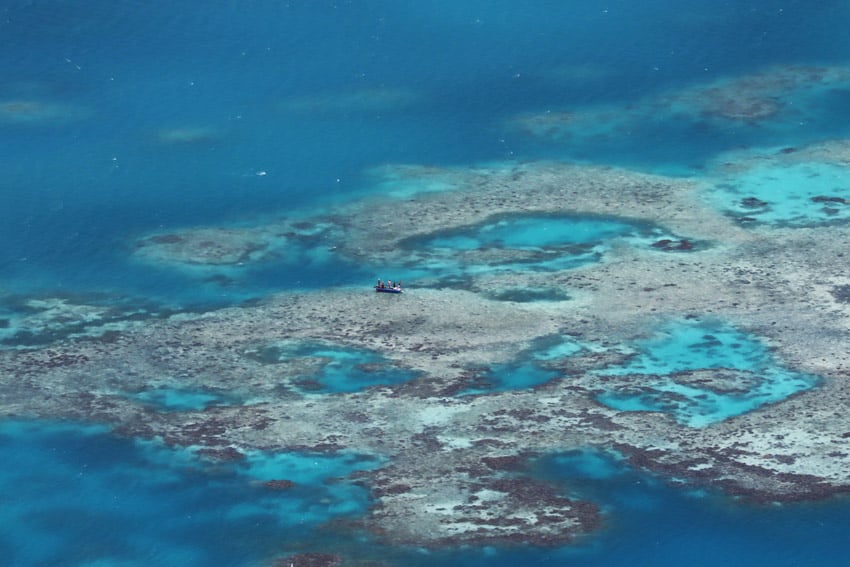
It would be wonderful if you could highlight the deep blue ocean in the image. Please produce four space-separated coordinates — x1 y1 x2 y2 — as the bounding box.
2 1 850 565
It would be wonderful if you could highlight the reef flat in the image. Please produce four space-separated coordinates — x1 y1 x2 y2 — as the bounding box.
5 149 850 550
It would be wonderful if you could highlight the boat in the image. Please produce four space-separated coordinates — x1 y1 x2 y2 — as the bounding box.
375 286 403 294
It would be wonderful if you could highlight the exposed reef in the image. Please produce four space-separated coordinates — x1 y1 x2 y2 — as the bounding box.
5 144 850 550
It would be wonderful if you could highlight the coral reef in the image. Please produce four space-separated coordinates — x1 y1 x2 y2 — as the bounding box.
5 146 850 548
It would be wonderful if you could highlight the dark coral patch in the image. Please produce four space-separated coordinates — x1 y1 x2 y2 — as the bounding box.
740 197 769 209
651 239 695 252
830 285 850 303
264 479 296 490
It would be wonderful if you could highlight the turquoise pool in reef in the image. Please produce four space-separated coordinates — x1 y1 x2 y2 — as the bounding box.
456 320 818 427
428 215 642 250
128 387 227 411
713 162 850 227
411 214 696 276
248 341 420 393
294 344 419 393
457 335 587 395
595 319 819 427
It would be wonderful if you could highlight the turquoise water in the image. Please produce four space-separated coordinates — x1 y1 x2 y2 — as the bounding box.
303 348 418 393
429 216 640 249
459 359 560 396
454 320 816 428
411 214 695 276
458 335 586 395
2 0 850 564
596 319 819 427
128 387 226 411
713 162 850 226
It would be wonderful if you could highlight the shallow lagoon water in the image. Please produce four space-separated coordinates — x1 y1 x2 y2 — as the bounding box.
411 214 695 278
596 319 819 427
294 345 419 394
129 387 226 411
458 335 587 396
428 216 640 250
713 162 850 227
248 340 420 393
453 317 817 424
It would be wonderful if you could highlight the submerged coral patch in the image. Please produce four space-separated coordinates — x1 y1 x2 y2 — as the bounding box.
128 387 226 411
456 335 588 396
0 99 87 125
484 286 572 303
508 65 850 146
0 295 152 348
134 227 275 266
156 125 220 145
595 319 819 427
456 360 558 396
246 341 419 394
133 220 343 269
237 449 383 522
0 420 380 565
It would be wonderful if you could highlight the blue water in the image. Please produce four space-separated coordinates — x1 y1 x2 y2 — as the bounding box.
515 451 850 567
0 420 380 566
2 0 847 304
3 1 850 564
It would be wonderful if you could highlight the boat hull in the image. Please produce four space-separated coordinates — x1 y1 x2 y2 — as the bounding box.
375 287 403 294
